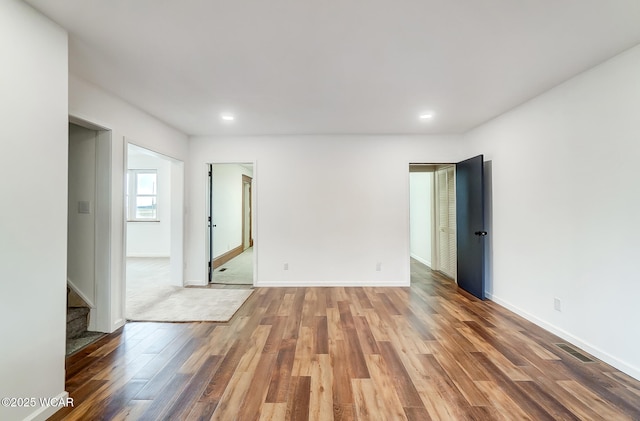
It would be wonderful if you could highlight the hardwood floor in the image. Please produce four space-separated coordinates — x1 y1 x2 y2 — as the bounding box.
52 260 640 420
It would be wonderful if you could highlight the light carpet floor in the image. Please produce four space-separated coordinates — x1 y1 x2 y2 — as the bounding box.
66 331 106 356
212 247 253 285
127 285 253 322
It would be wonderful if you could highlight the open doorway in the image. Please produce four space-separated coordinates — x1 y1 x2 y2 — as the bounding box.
66 120 111 355
207 163 255 286
410 156 488 300
409 164 457 283
125 143 184 318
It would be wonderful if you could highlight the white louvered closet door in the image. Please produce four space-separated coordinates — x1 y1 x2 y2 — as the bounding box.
436 166 456 280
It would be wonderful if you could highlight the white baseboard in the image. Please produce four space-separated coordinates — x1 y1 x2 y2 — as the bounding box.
255 280 409 288
487 292 640 381
126 253 170 258
113 318 126 331
410 253 431 267
24 391 69 421
88 308 97 331
66 278 95 308
185 279 207 286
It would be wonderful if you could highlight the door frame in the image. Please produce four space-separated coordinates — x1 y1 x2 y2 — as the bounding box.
409 163 456 281
409 159 488 299
125 141 185 287
242 174 253 250
206 162 257 286
68 115 112 333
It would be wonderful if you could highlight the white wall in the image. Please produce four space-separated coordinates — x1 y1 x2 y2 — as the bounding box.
464 44 640 379
0 1 68 420
409 172 432 266
67 124 97 304
127 148 172 257
211 163 253 258
69 75 189 330
170 159 185 286
187 135 464 286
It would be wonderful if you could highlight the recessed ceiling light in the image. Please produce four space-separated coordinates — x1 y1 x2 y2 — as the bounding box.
221 114 235 121
419 113 434 120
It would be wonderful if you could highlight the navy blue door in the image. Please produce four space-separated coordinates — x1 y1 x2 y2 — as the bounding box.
456 155 486 300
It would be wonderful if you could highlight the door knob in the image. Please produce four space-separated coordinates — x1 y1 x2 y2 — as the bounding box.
474 231 487 236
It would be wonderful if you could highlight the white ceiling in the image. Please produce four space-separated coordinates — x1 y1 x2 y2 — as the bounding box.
25 0 640 136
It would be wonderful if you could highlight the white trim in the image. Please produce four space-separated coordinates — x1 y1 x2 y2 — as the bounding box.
68 116 113 334
120 137 129 332
23 391 69 421
94 128 112 333
67 278 95 308
125 253 171 258
206 160 258 287
169 159 185 287
255 280 410 288
252 161 258 287
69 115 109 131
185 279 207 286
487 293 640 381
410 253 431 267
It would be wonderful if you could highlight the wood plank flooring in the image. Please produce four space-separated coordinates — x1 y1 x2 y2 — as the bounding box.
51 260 640 420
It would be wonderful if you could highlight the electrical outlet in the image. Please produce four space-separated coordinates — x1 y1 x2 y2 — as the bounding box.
376 262 382 272
554 297 562 312
284 263 289 271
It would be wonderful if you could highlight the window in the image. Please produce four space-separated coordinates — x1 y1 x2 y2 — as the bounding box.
127 169 158 221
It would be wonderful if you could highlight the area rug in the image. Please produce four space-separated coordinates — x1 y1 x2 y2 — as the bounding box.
127 286 253 322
